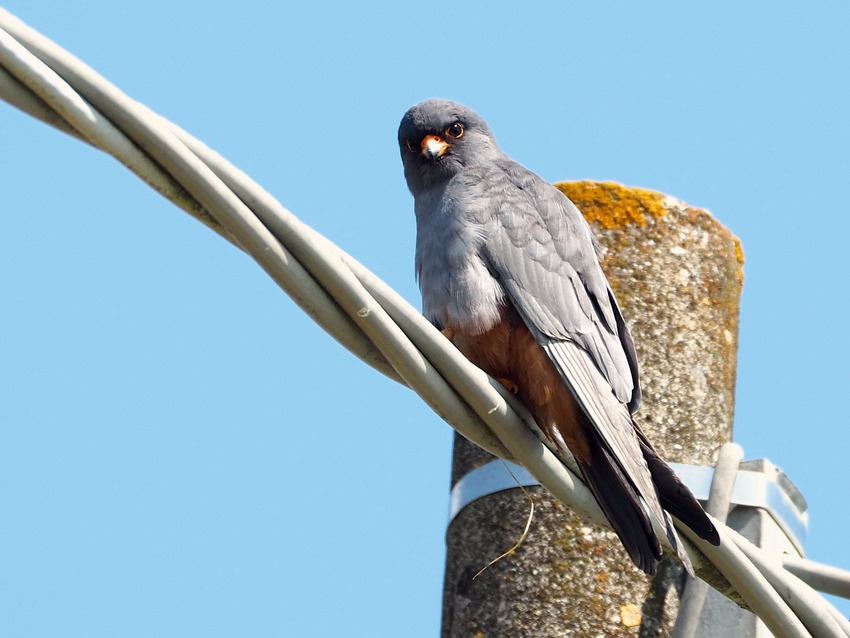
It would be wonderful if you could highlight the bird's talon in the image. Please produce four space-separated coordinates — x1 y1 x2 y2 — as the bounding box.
497 377 519 395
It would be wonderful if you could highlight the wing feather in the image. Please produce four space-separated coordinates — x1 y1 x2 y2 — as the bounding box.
541 340 665 525
481 163 640 409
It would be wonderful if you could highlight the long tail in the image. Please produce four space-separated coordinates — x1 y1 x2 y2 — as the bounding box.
575 424 663 575
575 414 721 575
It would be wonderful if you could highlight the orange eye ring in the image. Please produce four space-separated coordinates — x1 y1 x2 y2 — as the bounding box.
445 122 464 139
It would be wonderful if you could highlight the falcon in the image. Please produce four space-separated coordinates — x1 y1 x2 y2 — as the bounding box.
398 98 719 574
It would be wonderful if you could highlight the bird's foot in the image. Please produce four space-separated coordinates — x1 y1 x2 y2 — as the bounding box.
496 377 519 395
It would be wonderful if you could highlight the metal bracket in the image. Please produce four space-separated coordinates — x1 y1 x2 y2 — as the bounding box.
448 457 808 553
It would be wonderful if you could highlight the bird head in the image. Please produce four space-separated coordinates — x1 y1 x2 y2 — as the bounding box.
398 99 502 195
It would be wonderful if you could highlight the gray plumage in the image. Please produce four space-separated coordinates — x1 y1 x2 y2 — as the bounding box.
398 98 718 574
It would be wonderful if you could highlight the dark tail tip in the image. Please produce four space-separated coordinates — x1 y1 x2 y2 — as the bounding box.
577 451 663 575
640 442 721 546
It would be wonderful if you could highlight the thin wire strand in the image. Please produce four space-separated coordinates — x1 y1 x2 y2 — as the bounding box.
473 462 536 580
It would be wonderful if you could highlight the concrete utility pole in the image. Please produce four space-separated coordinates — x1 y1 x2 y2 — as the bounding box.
441 181 744 637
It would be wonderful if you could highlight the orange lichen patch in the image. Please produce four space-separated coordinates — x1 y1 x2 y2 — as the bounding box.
555 180 668 229
733 236 746 285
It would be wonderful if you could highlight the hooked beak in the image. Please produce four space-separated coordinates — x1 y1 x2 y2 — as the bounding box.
421 134 449 161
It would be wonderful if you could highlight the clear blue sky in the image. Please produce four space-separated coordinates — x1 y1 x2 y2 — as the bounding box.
2 2 848 635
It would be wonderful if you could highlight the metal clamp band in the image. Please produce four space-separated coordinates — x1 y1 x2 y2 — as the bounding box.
448 457 808 551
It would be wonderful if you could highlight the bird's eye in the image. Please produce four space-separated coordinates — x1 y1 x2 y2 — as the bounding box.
446 122 464 139
405 138 418 153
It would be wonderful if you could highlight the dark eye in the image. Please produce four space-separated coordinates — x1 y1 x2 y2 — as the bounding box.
404 138 418 153
446 122 464 139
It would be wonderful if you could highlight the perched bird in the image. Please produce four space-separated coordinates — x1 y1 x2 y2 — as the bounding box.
398 99 720 575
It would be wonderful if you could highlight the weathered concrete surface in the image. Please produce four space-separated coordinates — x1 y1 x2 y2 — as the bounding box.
441 181 743 638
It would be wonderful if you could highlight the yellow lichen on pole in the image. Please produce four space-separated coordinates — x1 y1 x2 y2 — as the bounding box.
558 180 745 286
555 180 669 229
